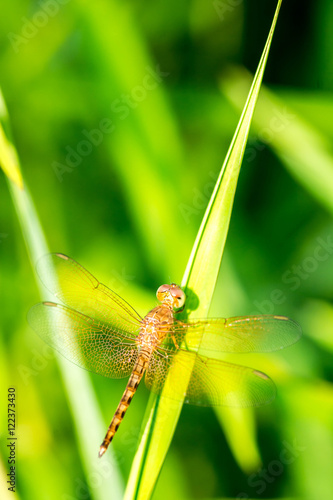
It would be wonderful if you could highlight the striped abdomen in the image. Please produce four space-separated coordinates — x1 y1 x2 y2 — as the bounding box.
99 351 150 457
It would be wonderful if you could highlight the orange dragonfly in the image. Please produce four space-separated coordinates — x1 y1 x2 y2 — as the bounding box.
28 253 301 457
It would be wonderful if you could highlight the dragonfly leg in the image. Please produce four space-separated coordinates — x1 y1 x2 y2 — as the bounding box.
170 333 179 350
175 320 188 327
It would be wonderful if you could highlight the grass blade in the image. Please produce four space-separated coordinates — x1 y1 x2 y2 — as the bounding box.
0 89 124 500
221 66 333 215
124 1 283 497
0 89 23 188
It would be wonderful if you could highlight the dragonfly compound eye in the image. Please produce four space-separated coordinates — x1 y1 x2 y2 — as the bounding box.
156 284 171 302
170 285 186 309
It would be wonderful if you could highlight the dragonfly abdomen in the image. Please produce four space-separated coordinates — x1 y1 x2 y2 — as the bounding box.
99 352 150 457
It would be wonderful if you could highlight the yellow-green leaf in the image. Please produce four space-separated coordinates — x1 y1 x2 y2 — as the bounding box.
0 90 23 189
124 1 283 498
2 88 124 500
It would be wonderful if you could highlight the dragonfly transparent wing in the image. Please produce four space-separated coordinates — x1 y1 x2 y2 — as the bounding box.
36 253 143 332
169 315 301 354
145 349 276 407
28 302 139 378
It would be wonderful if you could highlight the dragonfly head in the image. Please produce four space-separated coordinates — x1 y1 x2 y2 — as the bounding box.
156 283 186 311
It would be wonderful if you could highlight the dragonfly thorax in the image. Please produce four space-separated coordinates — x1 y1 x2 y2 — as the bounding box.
136 303 176 349
156 283 185 310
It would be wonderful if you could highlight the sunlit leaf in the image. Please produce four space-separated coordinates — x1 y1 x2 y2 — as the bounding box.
0 90 23 189
125 1 284 497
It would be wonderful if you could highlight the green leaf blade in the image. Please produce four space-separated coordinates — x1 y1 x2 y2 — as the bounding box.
221 66 333 216
0 89 23 189
124 1 283 498
1 88 124 500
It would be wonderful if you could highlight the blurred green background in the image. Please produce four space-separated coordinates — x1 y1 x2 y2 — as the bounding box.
1 0 333 499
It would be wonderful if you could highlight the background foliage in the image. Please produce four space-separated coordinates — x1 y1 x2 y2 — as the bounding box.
1 1 333 499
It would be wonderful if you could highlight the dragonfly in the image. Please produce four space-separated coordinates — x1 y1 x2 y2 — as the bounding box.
28 253 301 457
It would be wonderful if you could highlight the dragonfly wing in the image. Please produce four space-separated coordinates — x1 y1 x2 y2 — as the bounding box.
145 349 275 407
36 253 143 332
145 350 172 395
184 356 276 407
28 302 139 378
172 315 301 354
